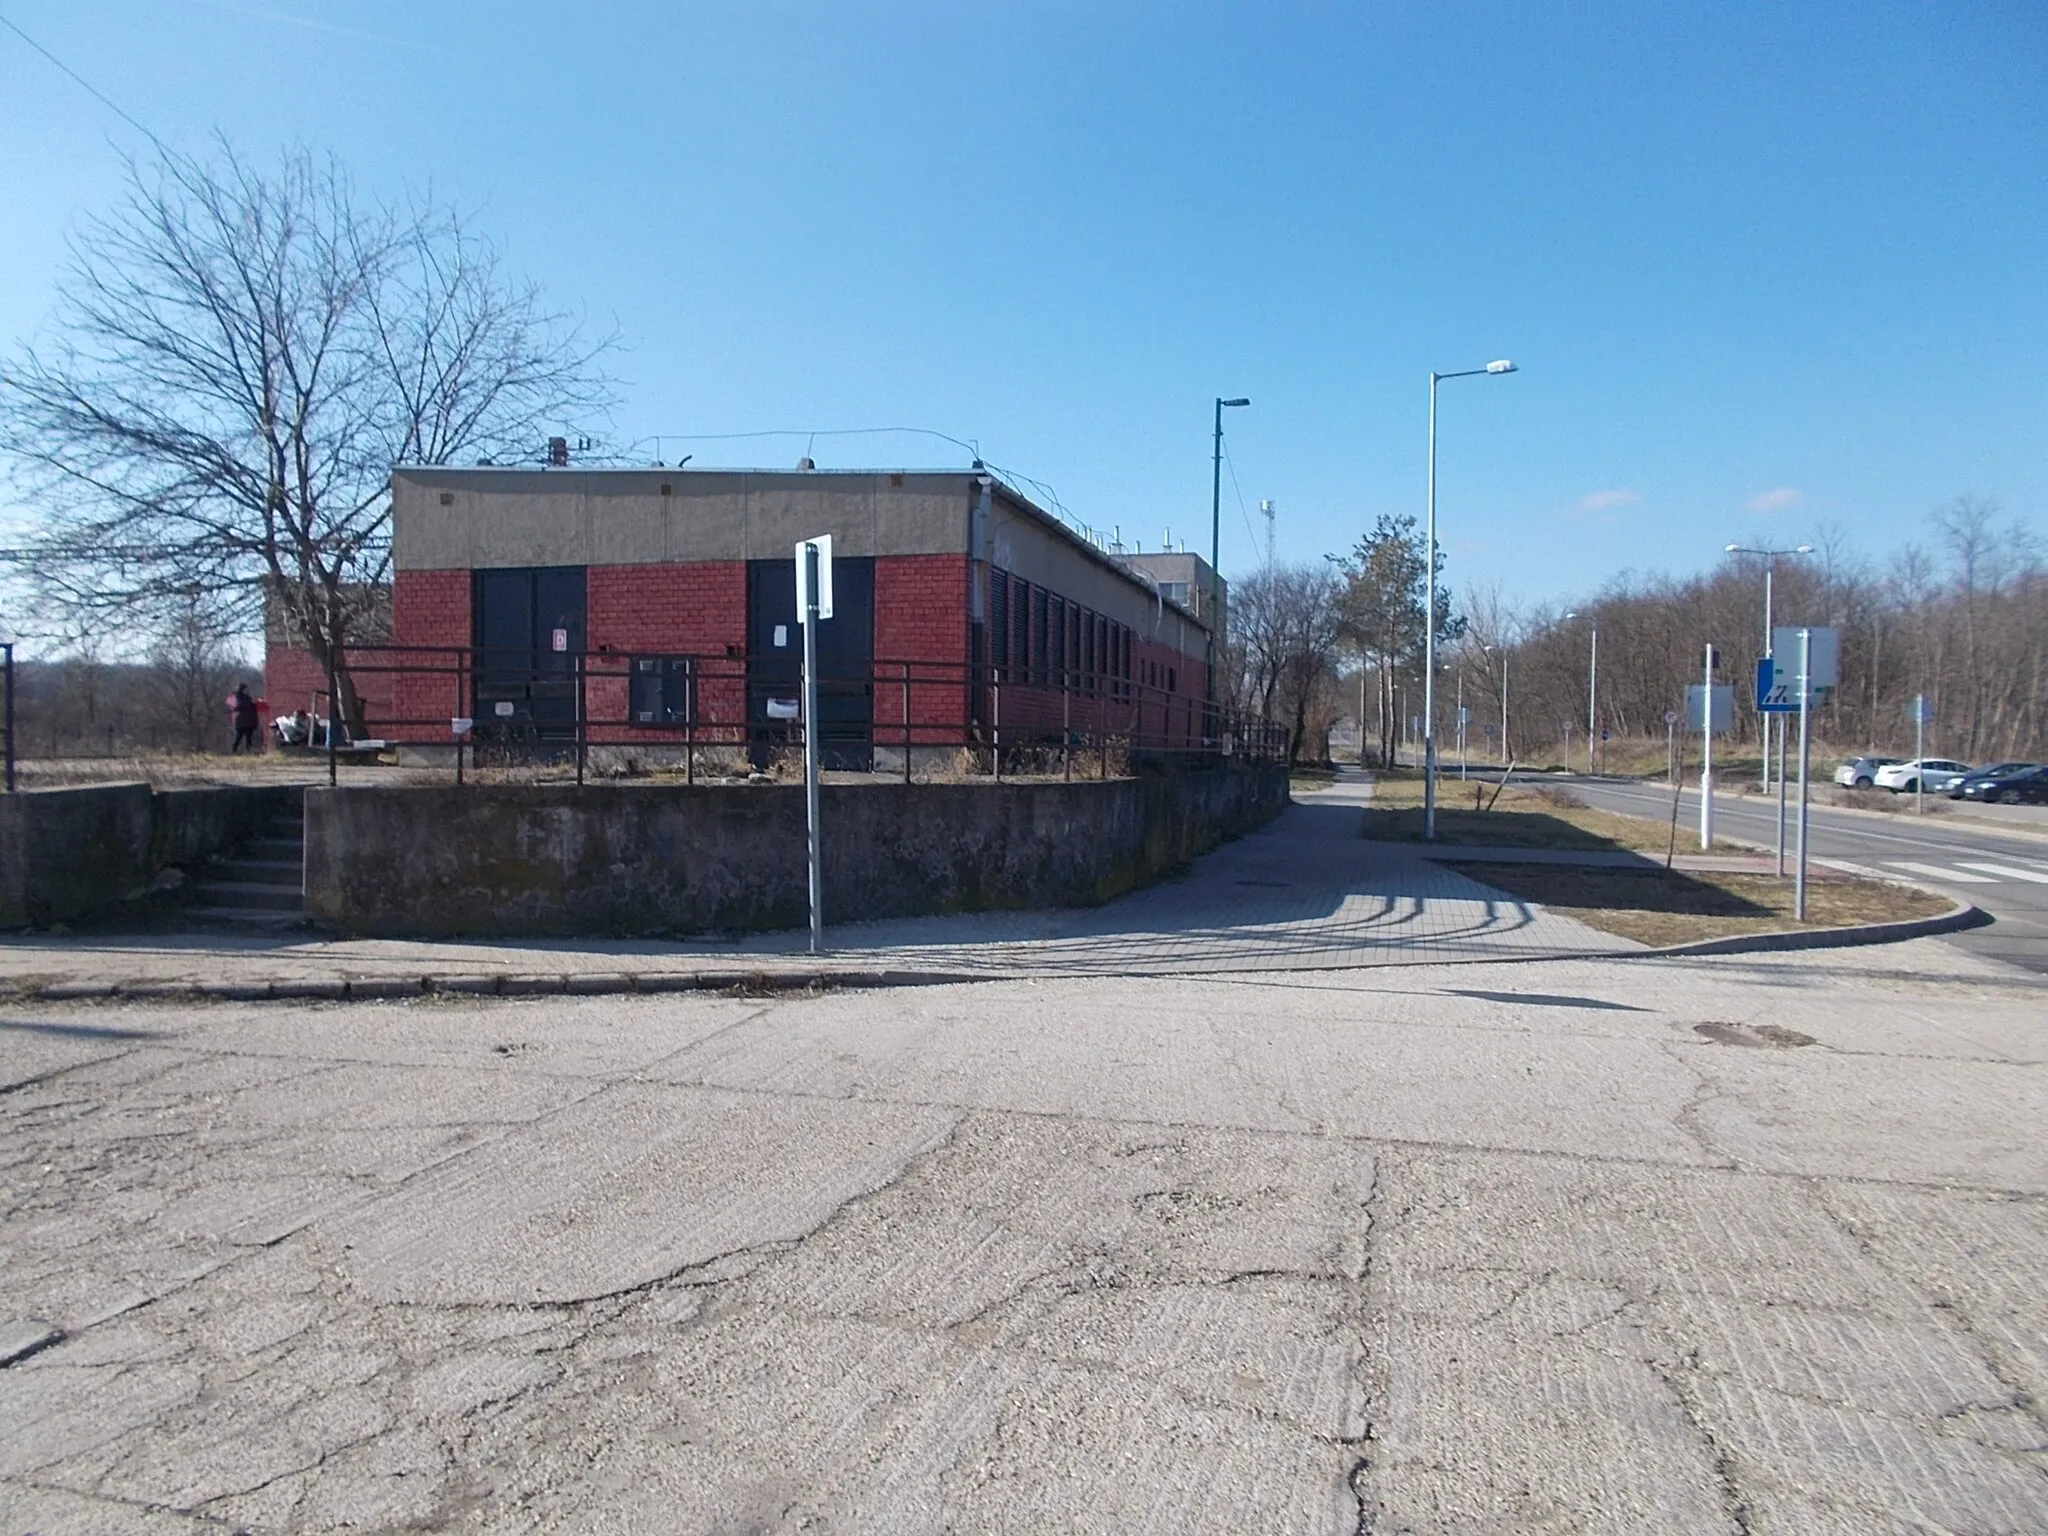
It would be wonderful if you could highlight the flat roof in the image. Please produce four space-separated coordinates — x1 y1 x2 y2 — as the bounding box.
390 465 1215 628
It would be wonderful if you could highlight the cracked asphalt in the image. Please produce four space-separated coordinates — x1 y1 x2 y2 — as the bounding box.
2 936 2045 1533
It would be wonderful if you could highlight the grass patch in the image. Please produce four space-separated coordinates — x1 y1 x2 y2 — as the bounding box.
1362 772 1703 854
1447 863 1952 947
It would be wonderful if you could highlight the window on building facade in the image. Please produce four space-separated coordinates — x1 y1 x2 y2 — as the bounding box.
989 571 1009 671
629 656 694 726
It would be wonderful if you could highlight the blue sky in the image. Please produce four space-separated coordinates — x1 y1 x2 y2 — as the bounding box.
2 1 2043 606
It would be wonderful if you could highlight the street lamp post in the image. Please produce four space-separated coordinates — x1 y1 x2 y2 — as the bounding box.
1210 397 1250 582
1424 360 1517 839
1725 542 1815 871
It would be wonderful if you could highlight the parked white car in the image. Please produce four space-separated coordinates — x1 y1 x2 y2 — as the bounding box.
1873 758 1972 794
1833 755 1902 788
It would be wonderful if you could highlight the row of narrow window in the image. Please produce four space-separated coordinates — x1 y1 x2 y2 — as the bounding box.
988 570 1174 695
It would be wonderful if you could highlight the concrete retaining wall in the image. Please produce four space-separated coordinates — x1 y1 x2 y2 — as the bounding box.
0 783 302 929
304 763 1289 938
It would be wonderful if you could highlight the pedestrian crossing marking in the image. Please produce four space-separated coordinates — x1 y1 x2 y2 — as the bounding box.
1956 862 2048 885
1887 861 1995 884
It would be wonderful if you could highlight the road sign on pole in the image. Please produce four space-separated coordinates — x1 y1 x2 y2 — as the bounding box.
1795 628 1816 919
1685 684 1733 732
797 538 830 953
795 534 834 622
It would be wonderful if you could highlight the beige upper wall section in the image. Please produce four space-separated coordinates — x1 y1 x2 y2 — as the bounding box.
391 467 1211 653
393 470 968 570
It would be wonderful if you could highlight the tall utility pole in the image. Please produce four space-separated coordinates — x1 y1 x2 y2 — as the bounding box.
1259 499 1276 572
1564 610 1597 774
1485 643 1510 765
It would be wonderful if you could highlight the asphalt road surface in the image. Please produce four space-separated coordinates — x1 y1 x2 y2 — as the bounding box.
1551 773 2048 974
4 939 2044 1532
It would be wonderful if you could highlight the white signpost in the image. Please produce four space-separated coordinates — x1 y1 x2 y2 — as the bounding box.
1686 650 1732 849
796 536 834 953
1909 693 1934 815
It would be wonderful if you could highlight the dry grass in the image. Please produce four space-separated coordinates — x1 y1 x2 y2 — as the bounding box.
1449 862 1952 946
1291 766 1340 796
1362 771 1706 854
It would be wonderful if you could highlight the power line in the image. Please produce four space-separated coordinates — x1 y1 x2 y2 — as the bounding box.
1220 440 1261 558
0 9 168 151
630 426 983 461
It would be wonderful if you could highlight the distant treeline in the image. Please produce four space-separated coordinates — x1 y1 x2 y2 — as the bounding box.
1483 498 2044 763
1223 495 2044 769
2 654 260 759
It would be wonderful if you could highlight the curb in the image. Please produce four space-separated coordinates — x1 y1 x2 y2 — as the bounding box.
1625 896 1991 960
0 966 986 1005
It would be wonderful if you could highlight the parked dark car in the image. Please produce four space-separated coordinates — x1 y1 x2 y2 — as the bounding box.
1949 764 2048 804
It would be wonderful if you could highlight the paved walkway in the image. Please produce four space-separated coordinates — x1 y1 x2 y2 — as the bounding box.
0 773 1636 995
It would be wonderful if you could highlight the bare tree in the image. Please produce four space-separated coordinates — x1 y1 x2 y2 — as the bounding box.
0 140 612 727
151 590 245 751
1226 563 1346 765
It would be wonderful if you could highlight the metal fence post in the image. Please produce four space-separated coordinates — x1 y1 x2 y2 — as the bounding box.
992 674 1002 781
903 662 913 784
1063 681 1072 781
575 651 586 786
2 642 14 792
455 650 466 787
326 653 339 787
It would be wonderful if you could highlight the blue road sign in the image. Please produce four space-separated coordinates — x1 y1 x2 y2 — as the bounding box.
1756 656 1806 714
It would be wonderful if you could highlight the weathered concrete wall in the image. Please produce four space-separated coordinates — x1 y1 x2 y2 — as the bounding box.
0 783 302 929
304 763 1289 938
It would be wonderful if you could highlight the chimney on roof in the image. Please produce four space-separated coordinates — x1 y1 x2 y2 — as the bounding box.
547 436 569 467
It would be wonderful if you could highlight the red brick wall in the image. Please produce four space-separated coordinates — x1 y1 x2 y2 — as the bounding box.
876 554 970 740
585 562 748 743
389 569 472 736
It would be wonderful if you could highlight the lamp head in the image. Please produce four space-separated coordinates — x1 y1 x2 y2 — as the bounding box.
1485 360 1516 374
1724 543 1742 553
1795 543 1814 553
1220 397 1250 408
1564 610 1579 620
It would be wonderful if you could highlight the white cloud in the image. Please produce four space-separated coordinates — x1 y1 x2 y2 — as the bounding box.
1575 487 1641 514
1746 487 1804 515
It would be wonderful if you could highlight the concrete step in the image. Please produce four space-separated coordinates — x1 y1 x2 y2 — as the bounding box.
187 906 307 929
192 881 303 912
220 857 302 884
245 836 304 860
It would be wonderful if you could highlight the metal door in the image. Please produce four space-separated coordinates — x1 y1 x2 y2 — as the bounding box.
747 556 873 770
